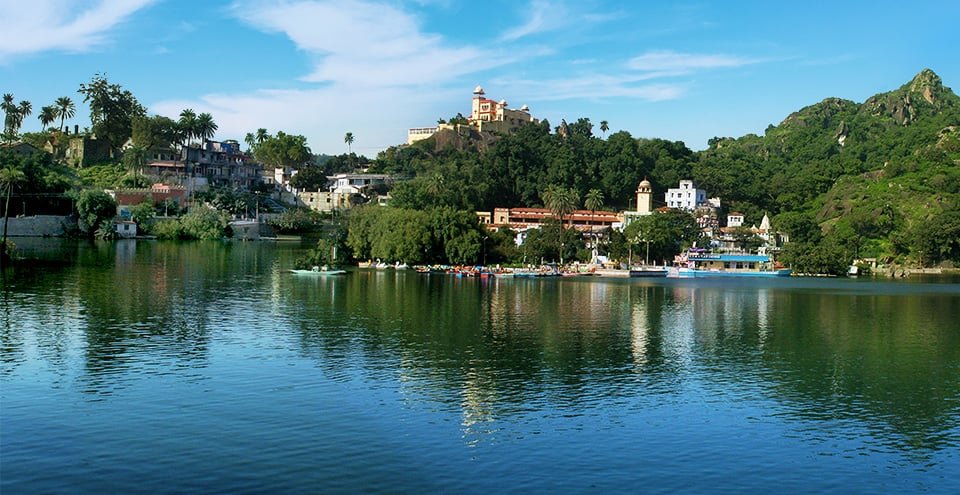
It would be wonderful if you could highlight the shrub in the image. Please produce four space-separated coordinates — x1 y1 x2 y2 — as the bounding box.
152 219 184 240
181 206 230 240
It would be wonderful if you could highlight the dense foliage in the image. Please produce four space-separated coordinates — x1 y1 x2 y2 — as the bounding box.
370 69 960 268
74 189 117 235
346 206 490 264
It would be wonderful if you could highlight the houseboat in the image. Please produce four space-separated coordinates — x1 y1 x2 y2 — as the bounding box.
669 253 791 278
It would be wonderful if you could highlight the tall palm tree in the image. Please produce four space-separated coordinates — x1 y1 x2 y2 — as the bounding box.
600 120 609 138
1 166 27 263
542 185 580 265
55 96 76 132
344 132 354 154
255 128 269 144
585 188 604 225
178 109 197 147
1 94 14 127
39 106 57 129
584 188 605 258
196 113 218 145
244 132 257 152
15 101 32 131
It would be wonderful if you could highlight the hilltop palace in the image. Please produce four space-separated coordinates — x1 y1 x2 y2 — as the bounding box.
407 86 535 144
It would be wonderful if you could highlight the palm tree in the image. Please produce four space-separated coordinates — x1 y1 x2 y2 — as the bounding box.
55 96 76 132
178 109 197 147
344 132 354 154
584 188 605 258
196 112 218 145
1 166 27 263
1 94 14 131
39 106 58 129
542 185 580 265
15 101 32 131
244 132 256 152
600 120 609 138
585 188 604 225
255 128 269 144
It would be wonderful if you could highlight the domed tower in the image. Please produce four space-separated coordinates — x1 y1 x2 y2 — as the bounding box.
471 85 485 122
636 177 653 215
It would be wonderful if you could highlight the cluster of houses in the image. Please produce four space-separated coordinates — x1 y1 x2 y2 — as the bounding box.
476 178 785 255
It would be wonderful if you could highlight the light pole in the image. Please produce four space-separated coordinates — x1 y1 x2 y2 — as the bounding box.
482 235 488 267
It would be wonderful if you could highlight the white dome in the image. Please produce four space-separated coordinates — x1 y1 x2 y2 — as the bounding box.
473 85 485 94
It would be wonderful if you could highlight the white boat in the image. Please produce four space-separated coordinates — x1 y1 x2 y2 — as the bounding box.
289 266 347 275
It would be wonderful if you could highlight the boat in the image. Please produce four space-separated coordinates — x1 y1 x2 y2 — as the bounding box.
358 260 373 269
289 266 347 275
669 253 791 278
629 266 668 278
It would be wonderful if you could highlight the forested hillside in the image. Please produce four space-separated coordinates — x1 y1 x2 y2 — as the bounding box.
368 69 960 268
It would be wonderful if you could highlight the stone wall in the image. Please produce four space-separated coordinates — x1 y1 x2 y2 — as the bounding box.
2 215 73 237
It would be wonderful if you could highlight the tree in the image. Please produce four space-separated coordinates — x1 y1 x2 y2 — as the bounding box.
195 112 217 145
254 131 311 170
542 185 580 264
55 96 75 132
344 132 354 154
288 165 329 190
77 74 145 154
623 210 701 265
1 94 15 139
178 109 197 146
180 206 230 240
15 100 32 132
75 189 117 236
1 165 27 261
131 115 179 150
244 132 257 152
255 128 269 144
38 106 57 129
600 120 609 138
585 188 604 223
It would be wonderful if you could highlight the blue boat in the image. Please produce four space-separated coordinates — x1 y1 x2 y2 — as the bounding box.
670 253 791 278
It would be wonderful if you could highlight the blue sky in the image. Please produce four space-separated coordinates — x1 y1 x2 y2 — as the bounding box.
2 0 957 155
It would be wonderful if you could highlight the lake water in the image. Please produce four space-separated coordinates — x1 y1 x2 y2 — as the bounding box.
2 239 959 493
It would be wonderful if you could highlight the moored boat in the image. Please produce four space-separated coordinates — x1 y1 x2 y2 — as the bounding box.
629 266 668 278
669 253 791 278
290 266 347 275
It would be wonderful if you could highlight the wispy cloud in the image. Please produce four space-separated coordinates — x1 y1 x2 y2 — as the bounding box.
500 0 566 41
0 0 156 63
494 74 686 103
231 0 508 87
152 0 517 152
627 50 761 72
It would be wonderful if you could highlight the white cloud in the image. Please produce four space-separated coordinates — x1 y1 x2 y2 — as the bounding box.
500 0 566 42
151 0 508 153
150 85 459 154
627 50 760 72
232 0 505 87
494 74 686 103
0 0 156 62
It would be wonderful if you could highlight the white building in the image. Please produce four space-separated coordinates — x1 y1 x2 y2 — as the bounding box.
666 180 707 210
727 212 745 227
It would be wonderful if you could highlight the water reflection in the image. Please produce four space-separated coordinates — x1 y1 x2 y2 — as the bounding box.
3 241 959 458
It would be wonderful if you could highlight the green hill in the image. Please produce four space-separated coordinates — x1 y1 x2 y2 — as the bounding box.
370 69 960 270
694 69 960 268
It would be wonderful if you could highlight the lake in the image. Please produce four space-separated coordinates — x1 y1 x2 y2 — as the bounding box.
2 239 959 493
